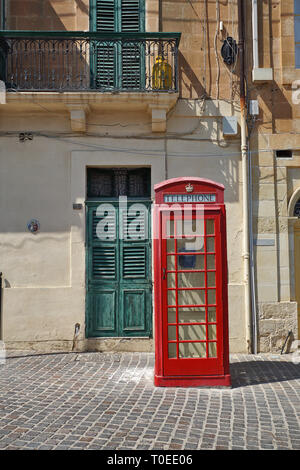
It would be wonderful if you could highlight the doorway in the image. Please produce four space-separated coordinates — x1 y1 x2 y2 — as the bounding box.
294 223 300 339
85 168 152 338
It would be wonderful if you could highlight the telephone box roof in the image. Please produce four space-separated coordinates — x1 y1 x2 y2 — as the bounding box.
154 177 225 192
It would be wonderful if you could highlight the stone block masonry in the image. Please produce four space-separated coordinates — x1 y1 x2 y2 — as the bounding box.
258 302 298 353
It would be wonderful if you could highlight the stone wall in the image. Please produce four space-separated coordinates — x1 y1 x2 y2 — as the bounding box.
161 0 240 100
258 302 298 352
244 0 300 347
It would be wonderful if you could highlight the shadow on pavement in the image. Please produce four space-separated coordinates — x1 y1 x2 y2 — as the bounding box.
230 360 300 388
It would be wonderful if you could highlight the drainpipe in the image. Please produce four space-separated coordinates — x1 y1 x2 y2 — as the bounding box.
159 0 162 32
238 0 252 353
250 0 259 354
1 1 5 30
248 146 258 354
252 0 259 69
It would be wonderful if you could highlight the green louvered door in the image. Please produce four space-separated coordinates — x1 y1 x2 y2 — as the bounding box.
86 201 152 337
90 0 145 89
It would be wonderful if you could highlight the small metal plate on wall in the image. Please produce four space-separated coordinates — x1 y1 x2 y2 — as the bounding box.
73 203 83 210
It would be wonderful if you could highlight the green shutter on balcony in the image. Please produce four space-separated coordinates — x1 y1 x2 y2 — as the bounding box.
94 0 115 88
121 43 141 89
91 0 144 89
121 0 140 32
95 43 115 89
92 0 144 32
96 0 115 31
120 0 143 89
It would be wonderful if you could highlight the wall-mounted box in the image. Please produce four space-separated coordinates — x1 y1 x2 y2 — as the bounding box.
249 100 259 116
222 116 238 137
252 68 273 83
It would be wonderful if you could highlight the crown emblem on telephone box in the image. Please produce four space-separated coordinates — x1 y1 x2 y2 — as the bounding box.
185 183 194 193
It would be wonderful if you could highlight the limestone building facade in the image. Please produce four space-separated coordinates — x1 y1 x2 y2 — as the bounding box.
0 0 299 354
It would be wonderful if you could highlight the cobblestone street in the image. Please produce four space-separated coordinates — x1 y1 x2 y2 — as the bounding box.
0 352 299 450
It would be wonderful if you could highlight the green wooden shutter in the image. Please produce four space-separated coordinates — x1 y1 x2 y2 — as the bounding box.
92 246 116 279
123 246 146 278
121 0 142 89
86 201 152 338
91 209 117 283
87 205 119 336
93 0 144 33
94 0 116 89
92 0 144 89
121 0 140 32
96 0 115 30
119 202 151 336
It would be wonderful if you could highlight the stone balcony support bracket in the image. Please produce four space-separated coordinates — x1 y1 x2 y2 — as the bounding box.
66 104 90 133
1 92 179 133
148 104 169 133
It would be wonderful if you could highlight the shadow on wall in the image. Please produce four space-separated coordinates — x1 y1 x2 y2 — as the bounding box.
168 98 240 200
8 0 86 30
178 51 206 99
75 0 89 16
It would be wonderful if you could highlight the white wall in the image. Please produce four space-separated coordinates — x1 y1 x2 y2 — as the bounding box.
0 99 246 352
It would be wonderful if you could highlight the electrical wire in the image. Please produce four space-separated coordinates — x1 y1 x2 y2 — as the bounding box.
0 129 284 159
214 0 220 100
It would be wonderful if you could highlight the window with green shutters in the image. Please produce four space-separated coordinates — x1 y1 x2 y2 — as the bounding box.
90 0 145 89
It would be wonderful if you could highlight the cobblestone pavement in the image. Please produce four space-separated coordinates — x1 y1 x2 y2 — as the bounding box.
0 352 299 450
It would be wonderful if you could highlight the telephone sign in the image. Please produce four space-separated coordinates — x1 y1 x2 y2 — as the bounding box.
153 177 231 387
163 194 217 203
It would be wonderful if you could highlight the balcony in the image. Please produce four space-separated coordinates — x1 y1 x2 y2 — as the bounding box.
0 31 181 92
0 31 181 131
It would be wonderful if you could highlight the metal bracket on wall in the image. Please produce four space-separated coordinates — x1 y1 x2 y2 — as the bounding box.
19 132 33 142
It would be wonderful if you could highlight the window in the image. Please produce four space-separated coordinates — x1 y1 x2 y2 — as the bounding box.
90 0 145 89
275 150 293 159
295 0 300 68
90 0 144 32
87 167 151 198
294 198 300 217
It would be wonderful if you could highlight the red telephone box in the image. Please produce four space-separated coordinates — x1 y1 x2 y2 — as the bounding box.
153 178 231 387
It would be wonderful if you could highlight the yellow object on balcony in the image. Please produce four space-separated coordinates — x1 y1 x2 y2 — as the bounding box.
152 56 172 90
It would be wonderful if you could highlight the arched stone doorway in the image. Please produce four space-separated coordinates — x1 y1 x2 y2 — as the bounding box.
288 189 300 340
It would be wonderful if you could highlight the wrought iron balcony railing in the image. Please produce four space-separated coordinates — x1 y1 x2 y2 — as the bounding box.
0 31 181 93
